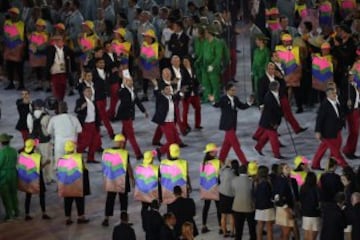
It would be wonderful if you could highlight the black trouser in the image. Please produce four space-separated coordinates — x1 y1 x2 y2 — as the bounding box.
25 191 45 215
105 192 128 216
6 60 24 85
233 211 256 240
293 86 303 110
202 200 221 226
33 67 44 83
141 202 151 231
64 197 85 217
143 78 149 96
25 172 46 215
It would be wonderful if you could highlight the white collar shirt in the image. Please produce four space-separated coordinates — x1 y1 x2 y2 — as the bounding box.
85 97 96 123
164 95 175 122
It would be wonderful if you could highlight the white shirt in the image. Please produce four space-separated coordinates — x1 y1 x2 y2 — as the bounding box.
124 84 135 101
186 68 195 95
97 68 106 80
227 95 235 109
85 97 96 123
161 27 174 58
266 72 275 82
172 66 182 91
164 95 175 122
328 98 339 117
274 62 285 76
82 80 95 101
50 46 66 74
107 52 115 62
271 91 280 105
163 79 174 94
352 82 360 109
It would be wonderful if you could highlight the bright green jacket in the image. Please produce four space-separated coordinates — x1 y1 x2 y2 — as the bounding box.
0 145 18 186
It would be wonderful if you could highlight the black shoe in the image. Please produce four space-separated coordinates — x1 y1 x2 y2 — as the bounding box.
17 85 25 90
152 142 163 146
344 153 359 160
34 87 43 91
297 127 308 134
195 126 203 130
102 219 109 227
136 154 143 161
218 229 223 235
66 219 73 225
25 215 33 221
296 108 304 114
45 88 51 92
254 147 264 156
201 226 210 234
77 218 90 224
280 143 286 148
311 166 325 171
275 155 287 160
4 83 15 90
68 90 75 96
231 78 238 83
155 148 162 162
42 214 51 220
96 147 104 153
179 143 188 148
182 127 191 136
87 160 100 164
141 96 149 102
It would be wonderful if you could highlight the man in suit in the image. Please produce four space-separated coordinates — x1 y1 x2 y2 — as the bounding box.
181 56 202 131
167 186 198 237
144 199 164 240
254 81 285 159
209 83 254 165
160 212 177 240
168 21 189 59
75 87 102 163
169 55 188 135
116 75 148 160
93 57 115 139
312 87 348 169
253 61 306 140
103 41 120 121
151 79 184 157
341 72 360 159
46 35 75 101
112 212 136 240
152 68 187 147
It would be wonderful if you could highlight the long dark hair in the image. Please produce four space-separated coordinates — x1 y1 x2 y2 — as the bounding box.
231 160 240 176
202 152 215 171
300 172 317 194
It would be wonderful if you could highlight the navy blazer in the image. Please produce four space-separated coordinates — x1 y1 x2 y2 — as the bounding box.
74 97 100 127
116 86 146 120
92 69 108 101
315 99 344 138
259 91 282 129
213 95 250 131
168 32 189 59
258 74 287 106
152 90 178 125
46 45 75 78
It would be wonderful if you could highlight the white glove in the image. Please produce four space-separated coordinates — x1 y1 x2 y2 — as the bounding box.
207 65 214 72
